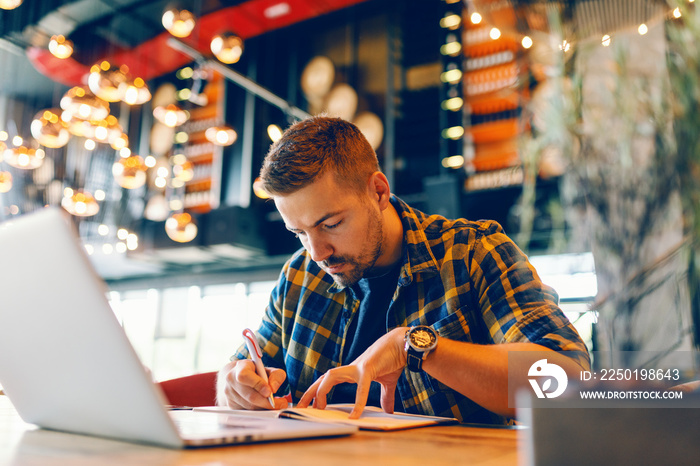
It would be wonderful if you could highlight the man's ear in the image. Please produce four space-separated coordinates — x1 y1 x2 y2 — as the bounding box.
368 172 391 209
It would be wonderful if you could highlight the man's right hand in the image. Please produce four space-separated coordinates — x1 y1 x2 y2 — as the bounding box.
216 359 289 410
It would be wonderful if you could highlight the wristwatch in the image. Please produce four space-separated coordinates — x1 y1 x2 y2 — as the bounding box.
404 325 438 372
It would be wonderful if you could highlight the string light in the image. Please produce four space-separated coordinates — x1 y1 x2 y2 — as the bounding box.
440 13 461 30
522 36 533 49
638 23 648 35
441 97 463 111
442 126 464 140
441 155 465 169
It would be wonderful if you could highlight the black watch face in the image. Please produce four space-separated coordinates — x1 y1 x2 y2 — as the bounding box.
410 328 436 349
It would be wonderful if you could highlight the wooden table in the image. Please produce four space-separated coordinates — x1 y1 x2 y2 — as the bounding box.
0 395 521 465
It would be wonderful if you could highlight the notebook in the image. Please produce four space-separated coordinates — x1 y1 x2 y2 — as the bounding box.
0 207 357 448
196 404 459 431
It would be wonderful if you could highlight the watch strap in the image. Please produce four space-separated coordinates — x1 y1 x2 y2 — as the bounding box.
406 349 424 372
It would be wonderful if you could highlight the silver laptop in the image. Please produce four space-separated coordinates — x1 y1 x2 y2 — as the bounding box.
0 207 357 448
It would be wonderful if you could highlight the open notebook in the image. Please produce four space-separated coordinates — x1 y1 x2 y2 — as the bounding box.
196 404 459 431
0 208 357 448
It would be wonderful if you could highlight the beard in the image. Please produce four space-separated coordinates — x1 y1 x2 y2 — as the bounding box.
321 203 384 288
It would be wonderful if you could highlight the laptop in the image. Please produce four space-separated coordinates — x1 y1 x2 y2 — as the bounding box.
0 207 357 448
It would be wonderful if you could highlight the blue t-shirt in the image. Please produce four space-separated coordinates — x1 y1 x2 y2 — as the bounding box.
329 262 402 410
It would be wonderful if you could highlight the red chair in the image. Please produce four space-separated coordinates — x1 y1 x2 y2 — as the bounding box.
158 371 218 407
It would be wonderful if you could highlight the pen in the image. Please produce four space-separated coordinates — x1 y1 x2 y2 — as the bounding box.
242 328 275 409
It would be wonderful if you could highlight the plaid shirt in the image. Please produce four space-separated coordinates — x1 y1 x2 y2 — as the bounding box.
234 195 590 424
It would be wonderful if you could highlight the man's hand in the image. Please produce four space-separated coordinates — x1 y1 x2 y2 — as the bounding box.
297 327 408 419
216 359 289 410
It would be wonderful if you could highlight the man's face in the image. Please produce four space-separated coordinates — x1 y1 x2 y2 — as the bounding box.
274 173 384 287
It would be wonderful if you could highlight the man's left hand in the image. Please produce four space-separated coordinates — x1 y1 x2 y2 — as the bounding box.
297 327 409 419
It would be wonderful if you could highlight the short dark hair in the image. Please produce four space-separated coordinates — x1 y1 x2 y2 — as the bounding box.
260 116 380 196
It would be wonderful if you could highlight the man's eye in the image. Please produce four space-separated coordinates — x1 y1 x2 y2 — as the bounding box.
324 221 341 230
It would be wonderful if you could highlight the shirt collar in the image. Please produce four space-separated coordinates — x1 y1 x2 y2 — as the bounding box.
390 195 440 286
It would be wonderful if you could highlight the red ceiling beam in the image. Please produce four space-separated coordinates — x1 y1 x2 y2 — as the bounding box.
26 0 368 88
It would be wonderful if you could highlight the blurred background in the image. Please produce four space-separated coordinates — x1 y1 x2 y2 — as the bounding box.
1 0 697 381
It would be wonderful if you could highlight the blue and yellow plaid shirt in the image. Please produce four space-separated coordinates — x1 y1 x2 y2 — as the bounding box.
234 195 590 424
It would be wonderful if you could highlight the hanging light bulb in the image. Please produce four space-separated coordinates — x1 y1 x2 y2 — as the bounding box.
112 154 148 189
153 104 189 127
205 125 237 146
30 108 70 148
119 77 152 105
210 32 244 64
48 35 74 59
88 61 130 102
61 189 99 217
0 0 22 10
165 212 198 243
162 8 196 38
60 86 110 122
110 132 129 151
4 146 45 170
88 115 123 145
0 171 12 193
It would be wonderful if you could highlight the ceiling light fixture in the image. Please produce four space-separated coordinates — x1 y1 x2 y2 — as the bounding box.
30 108 70 148
60 86 110 122
153 104 189 127
205 125 237 146
88 61 130 103
61 189 99 217
110 132 129 151
0 0 22 10
162 8 196 38
165 212 198 243
210 32 244 64
112 154 148 189
4 146 45 170
120 77 152 105
0 171 12 193
48 35 74 59
89 115 124 146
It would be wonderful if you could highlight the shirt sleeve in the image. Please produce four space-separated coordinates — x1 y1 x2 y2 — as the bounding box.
230 265 288 369
468 221 591 370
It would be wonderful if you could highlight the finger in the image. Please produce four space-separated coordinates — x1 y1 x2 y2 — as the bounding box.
349 376 371 419
298 377 323 408
236 360 273 397
272 396 290 410
379 383 396 414
314 367 360 410
267 368 287 394
231 360 278 409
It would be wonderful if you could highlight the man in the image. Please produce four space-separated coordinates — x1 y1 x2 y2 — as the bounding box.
217 116 589 424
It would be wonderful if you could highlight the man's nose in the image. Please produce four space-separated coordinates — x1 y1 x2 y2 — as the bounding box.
305 233 333 263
